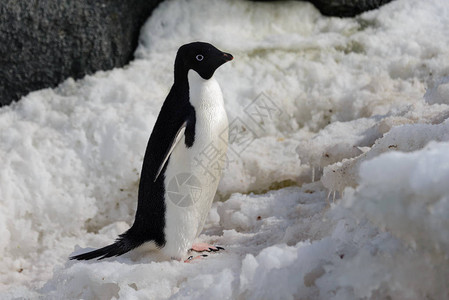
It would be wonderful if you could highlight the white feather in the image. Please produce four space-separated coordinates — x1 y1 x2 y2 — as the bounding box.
161 70 229 260
154 121 186 182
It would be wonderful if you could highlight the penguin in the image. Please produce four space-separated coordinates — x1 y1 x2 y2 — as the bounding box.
70 42 233 261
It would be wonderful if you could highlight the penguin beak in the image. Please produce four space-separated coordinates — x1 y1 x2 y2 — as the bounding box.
222 52 234 62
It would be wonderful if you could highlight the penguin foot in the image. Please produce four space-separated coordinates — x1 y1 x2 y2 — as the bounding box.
191 243 225 252
184 254 208 263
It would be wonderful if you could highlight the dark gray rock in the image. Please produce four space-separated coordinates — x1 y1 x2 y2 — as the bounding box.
0 0 163 106
306 0 394 17
0 0 393 106
254 0 394 17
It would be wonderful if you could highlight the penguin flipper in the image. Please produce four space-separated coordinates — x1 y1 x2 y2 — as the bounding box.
70 234 143 261
154 121 187 182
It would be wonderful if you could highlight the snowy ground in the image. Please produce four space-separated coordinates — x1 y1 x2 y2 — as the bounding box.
1 0 449 299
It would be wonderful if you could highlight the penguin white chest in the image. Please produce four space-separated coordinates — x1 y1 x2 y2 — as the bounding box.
162 70 228 259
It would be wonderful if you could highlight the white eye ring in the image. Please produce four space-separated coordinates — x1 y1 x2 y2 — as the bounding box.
196 54 204 61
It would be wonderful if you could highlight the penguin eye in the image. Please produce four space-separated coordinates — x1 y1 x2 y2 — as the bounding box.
196 54 204 62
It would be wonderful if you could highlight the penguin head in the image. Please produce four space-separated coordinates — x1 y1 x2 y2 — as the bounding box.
176 42 233 80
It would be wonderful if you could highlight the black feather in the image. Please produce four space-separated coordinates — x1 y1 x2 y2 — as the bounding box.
70 233 143 261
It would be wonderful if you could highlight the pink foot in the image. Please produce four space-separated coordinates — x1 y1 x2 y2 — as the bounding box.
184 254 208 263
191 243 225 252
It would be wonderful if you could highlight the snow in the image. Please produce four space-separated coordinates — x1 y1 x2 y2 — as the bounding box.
1 0 449 298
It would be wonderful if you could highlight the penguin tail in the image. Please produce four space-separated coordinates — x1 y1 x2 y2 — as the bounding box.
70 233 143 261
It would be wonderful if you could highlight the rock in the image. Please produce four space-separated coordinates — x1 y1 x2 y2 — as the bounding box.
0 0 163 106
0 0 393 106
254 0 394 17
307 0 394 17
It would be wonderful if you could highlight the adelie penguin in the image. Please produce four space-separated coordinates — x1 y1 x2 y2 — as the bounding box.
70 42 233 262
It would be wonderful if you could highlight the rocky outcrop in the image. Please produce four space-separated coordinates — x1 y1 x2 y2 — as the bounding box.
0 0 163 106
255 0 394 17
0 0 393 106
305 0 394 17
